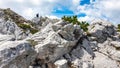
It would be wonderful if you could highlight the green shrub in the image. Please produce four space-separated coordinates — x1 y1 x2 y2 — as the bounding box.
117 24 120 32
61 15 89 32
118 24 120 29
79 21 89 32
117 29 120 32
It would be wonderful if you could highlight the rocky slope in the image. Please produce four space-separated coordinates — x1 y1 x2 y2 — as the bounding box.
0 8 120 68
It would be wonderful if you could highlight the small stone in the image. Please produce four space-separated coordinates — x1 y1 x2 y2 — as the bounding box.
54 59 68 68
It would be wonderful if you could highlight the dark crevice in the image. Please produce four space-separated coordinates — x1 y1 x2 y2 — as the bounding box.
58 33 65 39
32 58 41 66
70 35 88 52
97 51 114 60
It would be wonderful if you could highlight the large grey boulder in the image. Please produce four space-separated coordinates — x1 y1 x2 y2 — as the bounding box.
63 38 94 68
0 41 37 68
28 21 83 64
88 19 116 43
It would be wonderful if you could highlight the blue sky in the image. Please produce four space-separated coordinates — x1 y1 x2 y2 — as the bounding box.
52 0 90 17
0 0 120 24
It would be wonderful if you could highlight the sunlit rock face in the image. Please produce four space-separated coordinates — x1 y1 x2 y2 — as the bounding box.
29 21 83 63
0 41 37 68
0 8 120 68
88 19 116 43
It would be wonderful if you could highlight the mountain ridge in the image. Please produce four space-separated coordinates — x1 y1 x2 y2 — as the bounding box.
0 8 120 68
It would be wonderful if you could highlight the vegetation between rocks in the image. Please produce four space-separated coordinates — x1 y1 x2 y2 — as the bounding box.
61 15 89 32
3 8 39 34
18 23 39 34
117 24 120 32
27 39 38 46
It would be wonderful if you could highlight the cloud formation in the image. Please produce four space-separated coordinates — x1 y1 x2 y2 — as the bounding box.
0 0 120 24
77 0 120 24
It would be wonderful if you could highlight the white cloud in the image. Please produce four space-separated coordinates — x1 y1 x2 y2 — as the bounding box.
46 15 60 19
15 0 24 3
76 0 120 24
78 16 95 22
0 0 120 24
23 8 35 19
0 0 78 19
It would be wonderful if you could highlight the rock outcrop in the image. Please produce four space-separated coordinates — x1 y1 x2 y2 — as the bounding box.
26 20 83 67
88 19 116 43
0 9 120 68
0 41 37 68
0 8 38 40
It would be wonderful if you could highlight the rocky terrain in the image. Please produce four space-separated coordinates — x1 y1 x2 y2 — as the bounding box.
0 8 120 68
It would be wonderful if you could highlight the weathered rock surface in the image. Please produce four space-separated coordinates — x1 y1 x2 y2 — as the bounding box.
88 19 116 43
0 41 37 68
0 34 15 41
56 19 120 68
0 19 26 40
0 9 120 68
0 8 34 40
31 16 59 29
93 52 120 68
27 21 83 65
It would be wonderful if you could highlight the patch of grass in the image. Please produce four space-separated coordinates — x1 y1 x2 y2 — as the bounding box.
30 28 39 34
3 8 39 34
3 9 25 24
27 39 38 46
18 23 39 34
18 23 31 30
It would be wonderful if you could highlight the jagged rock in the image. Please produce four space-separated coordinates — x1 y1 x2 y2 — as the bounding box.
31 16 59 29
28 21 82 64
0 9 32 40
62 38 94 68
1 8 120 68
88 19 116 43
0 19 29 40
54 59 68 68
0 41 37 68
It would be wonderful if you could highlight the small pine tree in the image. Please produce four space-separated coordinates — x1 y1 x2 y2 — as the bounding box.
117 24 120 32
118 24 120 29
61 15 89 32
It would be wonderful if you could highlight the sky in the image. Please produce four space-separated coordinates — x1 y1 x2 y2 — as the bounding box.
0 0 120 24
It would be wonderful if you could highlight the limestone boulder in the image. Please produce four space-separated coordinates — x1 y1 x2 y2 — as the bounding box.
88 19 116 43
0 41 37 68
28 21 83 63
